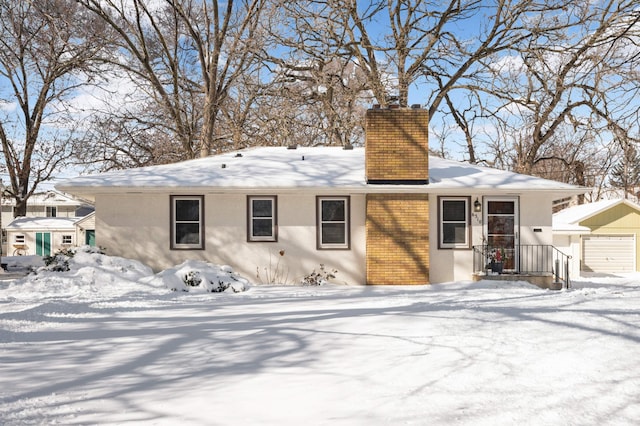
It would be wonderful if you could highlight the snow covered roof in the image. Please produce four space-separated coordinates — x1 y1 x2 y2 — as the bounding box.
5 217 79 231
1 190 87 207
74 211 95 227
552 198 640 234
56 146 586 199
551 222 591 234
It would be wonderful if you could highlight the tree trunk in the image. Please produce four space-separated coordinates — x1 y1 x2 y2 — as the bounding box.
200 102 214 157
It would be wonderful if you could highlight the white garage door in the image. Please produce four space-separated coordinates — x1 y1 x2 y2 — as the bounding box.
582 235 636 272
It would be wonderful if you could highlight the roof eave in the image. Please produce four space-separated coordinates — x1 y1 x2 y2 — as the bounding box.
57 184 588 199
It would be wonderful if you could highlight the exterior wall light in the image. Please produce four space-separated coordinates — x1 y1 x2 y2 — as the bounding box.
474 198 482 213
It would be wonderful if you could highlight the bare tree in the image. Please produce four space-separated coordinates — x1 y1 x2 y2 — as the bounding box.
481 1 640 183
67 0 640 181
72 103 186 172
300 0 579 114
0 0 105 216
78 0 268 160
271 0 604 161
260 2 373 147
258 58 371 147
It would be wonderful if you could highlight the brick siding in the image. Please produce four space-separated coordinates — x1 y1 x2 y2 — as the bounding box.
366 194 430 284
364 107 430 284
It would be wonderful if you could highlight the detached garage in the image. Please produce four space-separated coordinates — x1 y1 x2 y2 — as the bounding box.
553 199 640 276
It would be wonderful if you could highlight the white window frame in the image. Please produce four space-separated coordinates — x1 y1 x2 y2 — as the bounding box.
317 196 350 250
171 195 204 250
15 234 25 245
46 206 57 217
248 196 277 242
439 197 471 249
62 235 73 245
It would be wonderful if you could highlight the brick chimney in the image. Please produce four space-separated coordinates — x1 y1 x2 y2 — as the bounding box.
365 107 430 285
365 107 429 184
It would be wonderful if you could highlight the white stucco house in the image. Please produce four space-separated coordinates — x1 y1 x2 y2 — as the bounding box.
56 107 585 286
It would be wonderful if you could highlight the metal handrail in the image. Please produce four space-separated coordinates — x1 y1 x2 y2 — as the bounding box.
473 244 572 289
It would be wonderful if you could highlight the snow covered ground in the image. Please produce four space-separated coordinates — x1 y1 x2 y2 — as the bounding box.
1 250 639 425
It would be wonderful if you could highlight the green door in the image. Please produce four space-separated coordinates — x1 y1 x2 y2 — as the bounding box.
85 230 96 246
36 232 51 256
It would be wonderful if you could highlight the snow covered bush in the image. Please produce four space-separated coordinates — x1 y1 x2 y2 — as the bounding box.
146 260 250 293
42 249 71 272
301 264 338 286
16 246 157 300
41 246 106 273
180 269 236 292
33 248 249 295
183 270 202 287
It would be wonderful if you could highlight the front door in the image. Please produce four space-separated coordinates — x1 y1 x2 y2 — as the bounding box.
484 197 519 271
36 232 51 256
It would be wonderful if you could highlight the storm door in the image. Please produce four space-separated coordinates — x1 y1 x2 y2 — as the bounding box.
484 198 519 272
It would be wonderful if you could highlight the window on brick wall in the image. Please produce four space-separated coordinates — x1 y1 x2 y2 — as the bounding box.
317 196 350 249
439 197 470 249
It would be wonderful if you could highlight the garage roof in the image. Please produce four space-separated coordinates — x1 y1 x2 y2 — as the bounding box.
553 198 640 234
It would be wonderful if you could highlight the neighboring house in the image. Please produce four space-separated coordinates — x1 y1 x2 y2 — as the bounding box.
1 190 92 223
4 213 96 257
56 107 585 286
0 190 94 255
5 217 77 256
75 212 96 247
553 199 640 276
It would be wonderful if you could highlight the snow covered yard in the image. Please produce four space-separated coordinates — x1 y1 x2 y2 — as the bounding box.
0 251 639 425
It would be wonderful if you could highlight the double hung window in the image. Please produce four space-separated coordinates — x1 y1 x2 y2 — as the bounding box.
171 196 204 249
439 197 470 249
248 196 277 241
317 196 350 249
